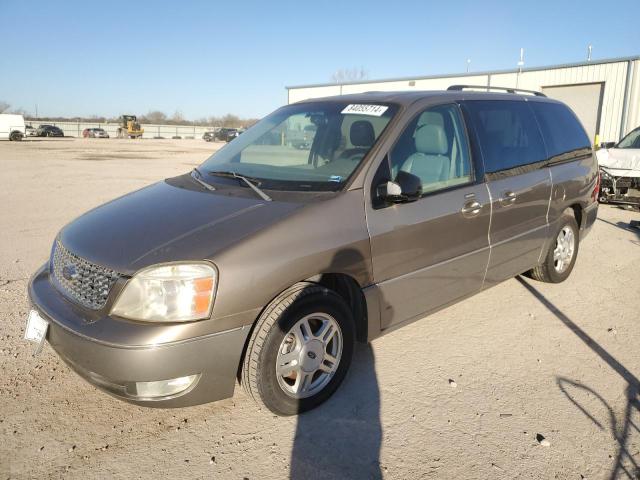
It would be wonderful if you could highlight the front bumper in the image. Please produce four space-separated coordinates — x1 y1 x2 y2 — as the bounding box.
28 265 251 407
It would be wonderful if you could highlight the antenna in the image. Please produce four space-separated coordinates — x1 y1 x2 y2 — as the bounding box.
466 58 471 73
587 44 592 62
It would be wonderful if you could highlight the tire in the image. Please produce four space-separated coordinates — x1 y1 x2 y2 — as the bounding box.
529 210 579 283
9 131 22 141
241 282 355 416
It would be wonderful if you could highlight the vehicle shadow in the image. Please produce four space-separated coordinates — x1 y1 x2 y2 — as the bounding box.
290 343 382 480
597 217 640 238
290 247 385 479
517 276 640 479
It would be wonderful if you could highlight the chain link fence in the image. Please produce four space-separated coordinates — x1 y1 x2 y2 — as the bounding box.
24 120 216 139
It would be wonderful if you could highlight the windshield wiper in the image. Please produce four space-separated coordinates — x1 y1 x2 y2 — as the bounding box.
208 171 272 202
191 168 216 191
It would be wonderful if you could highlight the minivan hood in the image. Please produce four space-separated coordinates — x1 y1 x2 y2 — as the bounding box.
59 179 302 275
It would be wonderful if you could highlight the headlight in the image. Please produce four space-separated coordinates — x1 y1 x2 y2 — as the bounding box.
111 263 217 322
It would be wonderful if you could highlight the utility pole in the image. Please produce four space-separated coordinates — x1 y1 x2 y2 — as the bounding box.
516 48 525 89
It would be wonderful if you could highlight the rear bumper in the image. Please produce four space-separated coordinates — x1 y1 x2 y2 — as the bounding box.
28 266 251 408
580 202 598 240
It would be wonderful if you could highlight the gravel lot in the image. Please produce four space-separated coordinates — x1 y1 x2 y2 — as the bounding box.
1 138 639 479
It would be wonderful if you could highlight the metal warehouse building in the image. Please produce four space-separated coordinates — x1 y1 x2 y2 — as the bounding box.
287 55 640 144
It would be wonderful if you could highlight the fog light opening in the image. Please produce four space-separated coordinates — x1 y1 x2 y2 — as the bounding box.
132 374 199 399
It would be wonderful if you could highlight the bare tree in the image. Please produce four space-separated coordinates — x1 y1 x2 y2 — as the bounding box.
142 110 167 124
169 110 185 125
20 109 257 127
331 67 369 84
221 113 241 128
0 101 10 113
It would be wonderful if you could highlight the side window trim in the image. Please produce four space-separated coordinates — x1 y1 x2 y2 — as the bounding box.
458 101 487 181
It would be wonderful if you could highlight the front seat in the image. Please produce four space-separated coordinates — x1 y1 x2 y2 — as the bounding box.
339 120 375 160
401 123 450 186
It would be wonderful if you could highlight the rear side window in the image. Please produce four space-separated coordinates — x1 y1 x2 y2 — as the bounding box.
465 100 546 173
530 102 590 157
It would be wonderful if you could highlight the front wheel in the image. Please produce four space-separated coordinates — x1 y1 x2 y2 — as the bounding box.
9 131 23 141
241 282 355 416
529 210 579 283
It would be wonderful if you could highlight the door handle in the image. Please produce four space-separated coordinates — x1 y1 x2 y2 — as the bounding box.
461 200 482 217
501 190 517 206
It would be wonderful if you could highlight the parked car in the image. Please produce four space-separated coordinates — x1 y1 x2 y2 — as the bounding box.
203 131 216 142
26 88 598 416
36 125 64 137
0 113 25 141
82 128 110 138
25 125 37 137
596 126 640 207
288 124 317 149
215 127 240 142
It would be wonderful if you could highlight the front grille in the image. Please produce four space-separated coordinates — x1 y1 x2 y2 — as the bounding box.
51 241 120 310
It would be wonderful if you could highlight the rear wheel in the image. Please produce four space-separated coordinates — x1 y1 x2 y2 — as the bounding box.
241 282 355 416
9 131 23 141
529 210 579 283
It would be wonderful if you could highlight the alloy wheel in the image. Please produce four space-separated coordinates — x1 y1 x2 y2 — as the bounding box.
553 226 575 273
275 312 343 399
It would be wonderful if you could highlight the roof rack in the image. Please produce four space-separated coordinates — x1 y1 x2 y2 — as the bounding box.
447 85 546 97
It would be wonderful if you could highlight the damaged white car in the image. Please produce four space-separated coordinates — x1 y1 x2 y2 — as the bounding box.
597 126 640 208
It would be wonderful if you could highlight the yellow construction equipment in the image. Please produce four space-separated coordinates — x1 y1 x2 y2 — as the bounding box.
116 115 144 139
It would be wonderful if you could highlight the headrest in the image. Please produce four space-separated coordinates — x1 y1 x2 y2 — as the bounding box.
414 124 447 155
416 111 444 128
350 121 375 147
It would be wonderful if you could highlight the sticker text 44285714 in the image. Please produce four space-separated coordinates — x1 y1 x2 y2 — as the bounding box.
341 104 389 117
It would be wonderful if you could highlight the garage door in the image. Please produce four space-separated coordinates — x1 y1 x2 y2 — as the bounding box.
542 82 604 143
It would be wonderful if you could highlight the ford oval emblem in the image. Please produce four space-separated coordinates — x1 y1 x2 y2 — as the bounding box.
62 263 79 281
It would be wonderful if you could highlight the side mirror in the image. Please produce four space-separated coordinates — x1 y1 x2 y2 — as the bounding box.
600 141 616 149
377 170 422 203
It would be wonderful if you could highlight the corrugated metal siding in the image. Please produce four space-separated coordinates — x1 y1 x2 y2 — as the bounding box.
288 85 341 103
288 59 639 142
491 61 629 141
626 61 640 135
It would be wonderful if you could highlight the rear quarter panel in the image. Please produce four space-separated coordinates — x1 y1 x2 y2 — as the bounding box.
547 154 598 225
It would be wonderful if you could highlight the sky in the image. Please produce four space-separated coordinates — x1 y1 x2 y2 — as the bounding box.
1 0 639 120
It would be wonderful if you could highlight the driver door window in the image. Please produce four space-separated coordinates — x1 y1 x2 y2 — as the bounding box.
389 104 472 194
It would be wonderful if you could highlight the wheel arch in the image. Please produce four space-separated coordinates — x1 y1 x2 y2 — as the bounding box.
236 272 369 381
304 273 368 344
569 203 583 229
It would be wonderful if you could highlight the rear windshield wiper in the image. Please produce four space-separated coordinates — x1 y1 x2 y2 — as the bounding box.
208 171 272 202
191 168 216 191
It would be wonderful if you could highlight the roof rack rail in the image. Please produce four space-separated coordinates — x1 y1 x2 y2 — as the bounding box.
447 85 546 97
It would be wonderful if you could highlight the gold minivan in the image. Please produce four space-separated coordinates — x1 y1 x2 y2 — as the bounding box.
27 87 599 415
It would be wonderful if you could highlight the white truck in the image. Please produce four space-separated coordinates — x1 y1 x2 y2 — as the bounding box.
0 114 26 141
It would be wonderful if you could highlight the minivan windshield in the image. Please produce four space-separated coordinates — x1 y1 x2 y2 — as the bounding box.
199 102 397 191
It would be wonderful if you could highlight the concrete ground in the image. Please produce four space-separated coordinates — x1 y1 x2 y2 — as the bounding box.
1 138 639 479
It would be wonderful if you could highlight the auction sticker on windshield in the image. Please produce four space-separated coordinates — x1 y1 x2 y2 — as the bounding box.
341 104 389 116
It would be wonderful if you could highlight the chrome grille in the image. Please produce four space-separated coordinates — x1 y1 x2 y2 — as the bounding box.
51 241 120 310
